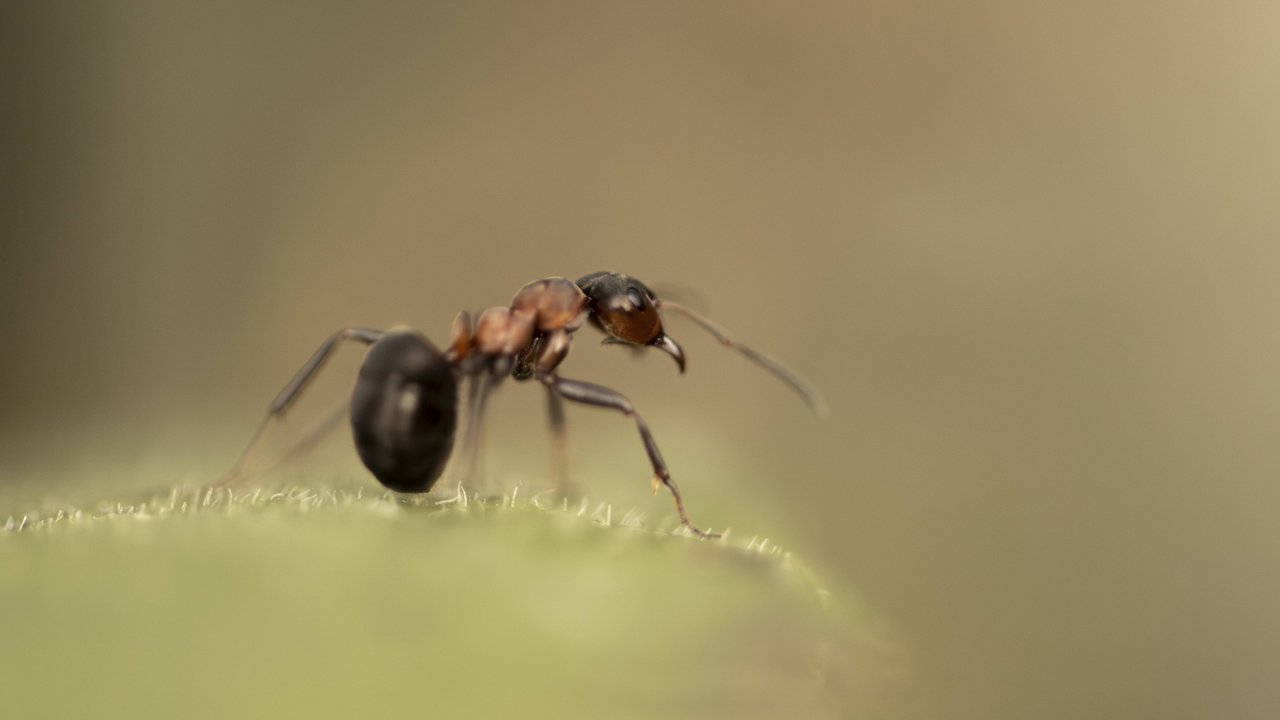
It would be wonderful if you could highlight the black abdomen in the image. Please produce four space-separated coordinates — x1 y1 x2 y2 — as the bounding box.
349 330 458 493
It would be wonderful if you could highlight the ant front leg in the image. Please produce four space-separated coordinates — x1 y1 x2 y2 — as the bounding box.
220 326 383 486
535 372 718 539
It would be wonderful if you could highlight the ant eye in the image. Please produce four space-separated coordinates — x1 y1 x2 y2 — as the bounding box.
626 287 646 309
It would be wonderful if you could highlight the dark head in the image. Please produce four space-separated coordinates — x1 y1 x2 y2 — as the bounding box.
576 271 685 372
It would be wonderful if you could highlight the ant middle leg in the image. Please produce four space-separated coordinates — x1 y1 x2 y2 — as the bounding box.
454 372 497 493
536 372 718 538
544 385 577 498
220 326 382 486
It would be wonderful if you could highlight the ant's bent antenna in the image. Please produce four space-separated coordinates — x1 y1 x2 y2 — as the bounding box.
656 300 829 418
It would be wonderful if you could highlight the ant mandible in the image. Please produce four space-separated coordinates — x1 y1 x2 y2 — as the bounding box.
222 272 825 538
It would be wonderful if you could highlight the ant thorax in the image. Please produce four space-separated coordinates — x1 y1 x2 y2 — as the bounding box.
508 277 590 334
468 277 589 359
471 307 535 357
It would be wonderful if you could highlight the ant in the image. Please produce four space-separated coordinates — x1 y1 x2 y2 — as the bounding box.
222 272 824 538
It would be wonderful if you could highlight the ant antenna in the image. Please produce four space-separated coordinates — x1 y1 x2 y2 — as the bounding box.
656 300 829 417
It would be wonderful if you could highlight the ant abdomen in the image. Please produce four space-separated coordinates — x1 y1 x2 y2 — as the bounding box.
350 330 458 493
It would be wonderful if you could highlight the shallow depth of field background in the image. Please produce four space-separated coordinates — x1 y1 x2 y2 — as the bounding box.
3 2 1279 719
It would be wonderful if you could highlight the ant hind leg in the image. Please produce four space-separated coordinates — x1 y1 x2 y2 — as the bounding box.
219 326 382 486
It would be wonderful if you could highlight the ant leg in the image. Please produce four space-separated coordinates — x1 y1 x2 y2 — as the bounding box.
537 373 718 538
219 326 382 486
251 400 350 478
456 372 497 493
544 385 576 497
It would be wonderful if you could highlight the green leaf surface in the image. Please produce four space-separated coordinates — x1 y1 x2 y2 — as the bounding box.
1 486 894 719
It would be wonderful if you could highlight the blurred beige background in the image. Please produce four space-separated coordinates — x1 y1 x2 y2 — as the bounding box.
3 2 1279 718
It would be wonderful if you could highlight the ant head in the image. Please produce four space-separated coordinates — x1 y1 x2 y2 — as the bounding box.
576 271 685 372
